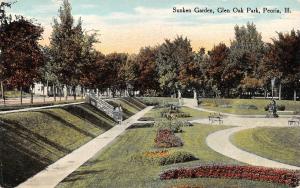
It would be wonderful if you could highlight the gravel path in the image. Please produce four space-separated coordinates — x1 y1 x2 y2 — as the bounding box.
17 106 153 188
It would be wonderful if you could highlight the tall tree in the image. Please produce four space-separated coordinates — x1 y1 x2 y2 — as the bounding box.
1 17 44 104
260 30 300 100
224 23 265 97
0 2 13 104
205 43 230 97
50 0 97 100
157 36 194 97
133 46 160 95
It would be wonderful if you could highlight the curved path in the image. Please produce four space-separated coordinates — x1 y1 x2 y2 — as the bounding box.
206 126 300 170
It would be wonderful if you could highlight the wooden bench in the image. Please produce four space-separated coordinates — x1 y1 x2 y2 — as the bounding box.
288 116 300 126
208 113 223 125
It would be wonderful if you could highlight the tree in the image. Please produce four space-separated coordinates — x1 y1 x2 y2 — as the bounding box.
224 23 265 97
157 36 194 98
1 16 44 104
50 0 98 100
260 30 300 100
179 47 206 98
205 43 230 97
103 53 128 97
133 46 160 96
0 2 13 104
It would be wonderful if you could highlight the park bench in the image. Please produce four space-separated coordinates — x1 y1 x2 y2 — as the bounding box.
288 116 300 126
208 113 223 125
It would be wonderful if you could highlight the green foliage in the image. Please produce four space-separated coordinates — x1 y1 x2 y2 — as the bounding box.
153 119 191 133
130 150 197 166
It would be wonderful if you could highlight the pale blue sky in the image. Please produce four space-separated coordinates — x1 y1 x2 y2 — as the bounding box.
5 0 300 53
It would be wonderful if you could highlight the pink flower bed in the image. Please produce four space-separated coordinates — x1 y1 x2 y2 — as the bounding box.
160 165 300 187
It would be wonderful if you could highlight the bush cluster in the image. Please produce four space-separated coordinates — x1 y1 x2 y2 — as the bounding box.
130 150 197 166
155 128 183 148
154 120 191 133
160 165 300 187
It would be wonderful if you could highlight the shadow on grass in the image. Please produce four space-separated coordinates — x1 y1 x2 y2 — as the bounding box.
0 120 67 188
39 111 95 138
62 105 114 131
62 169 106 183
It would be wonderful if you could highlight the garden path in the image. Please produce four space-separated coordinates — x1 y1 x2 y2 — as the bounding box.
16 106 153 188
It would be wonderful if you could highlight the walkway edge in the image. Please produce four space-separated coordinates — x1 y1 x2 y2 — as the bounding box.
206 126 300 170
17 106 153 188
0 102 85 115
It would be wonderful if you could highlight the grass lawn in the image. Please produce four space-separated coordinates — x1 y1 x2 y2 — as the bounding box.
200 98 300 115
141 106 211 121
0 103 117 187
138 97 179 106
57 124 287 188
231 127 300 167
0 99 85 111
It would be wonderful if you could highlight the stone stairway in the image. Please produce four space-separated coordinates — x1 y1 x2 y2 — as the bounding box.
86 93 115 120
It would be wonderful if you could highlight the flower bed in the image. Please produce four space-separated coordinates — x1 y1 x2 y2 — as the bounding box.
160 165 300 187
155 128 183 148
154 120 191 133
130 150 197 165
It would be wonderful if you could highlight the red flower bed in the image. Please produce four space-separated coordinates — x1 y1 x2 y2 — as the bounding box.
160 165 300 187
155 128 183 148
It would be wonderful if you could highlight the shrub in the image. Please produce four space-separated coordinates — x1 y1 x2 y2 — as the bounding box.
277 105 286 111
130 150 197 166
155 128 183 148
154 120 191 133
160 165 300 187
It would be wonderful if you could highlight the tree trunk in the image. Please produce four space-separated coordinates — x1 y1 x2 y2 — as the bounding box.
279 83 282 100
43 84 46 103
73 86 76 100
1 81 5 105
81 86 83 99
294 89 297 101
64 85 68 101
53 84 56 102
46 80 49 97
30 85 33 104
59 86 62 101
20 87 23 105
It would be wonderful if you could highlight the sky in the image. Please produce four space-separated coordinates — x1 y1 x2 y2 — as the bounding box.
3 0 300 54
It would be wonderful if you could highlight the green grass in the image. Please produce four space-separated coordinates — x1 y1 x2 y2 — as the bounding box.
0 99 85 111
138 97 179 106
0 103 117 188
4 90 30 98
231 127 300 167
142 106 210 121
57 124 287 188
200 98 300 115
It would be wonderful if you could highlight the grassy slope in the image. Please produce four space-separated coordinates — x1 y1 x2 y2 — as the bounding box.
0 103 116 188
106 97 146 119
231 127 300 167
138 97 179 105
0 99 85 111
57 115 286 188
201 98 300 115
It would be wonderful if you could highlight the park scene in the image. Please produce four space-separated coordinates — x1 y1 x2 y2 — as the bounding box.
0 0 300 187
